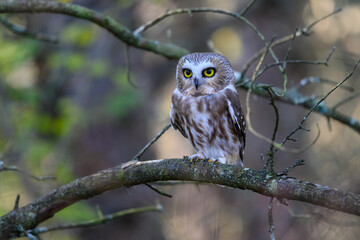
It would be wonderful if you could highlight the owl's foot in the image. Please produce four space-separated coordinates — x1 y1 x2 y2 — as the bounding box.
202 157 220 166
188 155 202 165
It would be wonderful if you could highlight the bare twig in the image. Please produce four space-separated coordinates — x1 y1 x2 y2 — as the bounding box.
282 27 298 71
278 160 305 176
256 46 336 79
0 162 56 181
333 92 360 110
303 8 342 33
28 205 162 236
0 15 58 43
240 8 342 78
125 45 138 88
265 88 279 173
13 194 20 210
239 0 257 16
268 198 276 240
145 183 172 198
134 7 257 35
276 58 360 153
246 36 286 149
133 123 171 160
292 75 353 92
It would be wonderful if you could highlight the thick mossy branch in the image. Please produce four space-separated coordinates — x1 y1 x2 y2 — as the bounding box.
0 1 188 59
1 158 360 239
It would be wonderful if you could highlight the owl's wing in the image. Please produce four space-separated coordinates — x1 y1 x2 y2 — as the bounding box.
225 89 246 160
170 100 187 139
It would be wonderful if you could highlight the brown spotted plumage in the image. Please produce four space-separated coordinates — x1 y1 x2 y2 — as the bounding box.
170 52 246 165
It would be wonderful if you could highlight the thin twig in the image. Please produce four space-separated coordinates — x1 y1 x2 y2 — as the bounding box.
0 162 56 181
134 7 257 35
304 8 342 33
265 88 279 173
268 198 276 240
145 183 172 198
282 27 298 71
246 36 288 149
133 123 171 160
125 45 138 88
256 46 336 79
246 43 322 153
13 194 20 210
240 8 342 78
292 75 353 92
333 92 360 110
276 58 360 153
278 160 305 176
239 0 257 16
28 205 162 235
0 15 58 44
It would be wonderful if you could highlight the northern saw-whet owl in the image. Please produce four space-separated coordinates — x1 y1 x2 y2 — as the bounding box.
170 52 246 166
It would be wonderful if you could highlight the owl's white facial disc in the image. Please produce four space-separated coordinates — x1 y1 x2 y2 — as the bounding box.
182 60 215 79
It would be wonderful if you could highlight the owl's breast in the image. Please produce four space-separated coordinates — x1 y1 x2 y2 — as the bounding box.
181 94 229 146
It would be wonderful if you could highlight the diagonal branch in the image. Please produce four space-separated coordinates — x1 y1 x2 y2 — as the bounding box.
0 158 360 239
0 0 188 59
0 161 56 181
28 205 162 236
0 15 58 43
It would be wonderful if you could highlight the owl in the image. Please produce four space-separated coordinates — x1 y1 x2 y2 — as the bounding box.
170 52 246 166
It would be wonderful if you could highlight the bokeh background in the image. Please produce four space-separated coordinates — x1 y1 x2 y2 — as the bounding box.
1 0 360 239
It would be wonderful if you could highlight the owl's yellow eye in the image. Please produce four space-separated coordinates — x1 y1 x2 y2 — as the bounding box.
203 68 216 78
183 69 192 78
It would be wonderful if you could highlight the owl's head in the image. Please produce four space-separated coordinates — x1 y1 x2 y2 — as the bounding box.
176 52 235 96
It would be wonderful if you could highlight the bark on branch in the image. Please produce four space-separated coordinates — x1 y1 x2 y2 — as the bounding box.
0 158 359 239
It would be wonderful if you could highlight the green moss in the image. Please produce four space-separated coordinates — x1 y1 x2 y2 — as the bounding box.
118 170 126 182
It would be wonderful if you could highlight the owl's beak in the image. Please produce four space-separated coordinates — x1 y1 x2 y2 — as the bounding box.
194 78 200 89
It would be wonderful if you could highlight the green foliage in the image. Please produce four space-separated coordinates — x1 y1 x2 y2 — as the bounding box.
55 202 96 222
89 59 109 78
55 157 75 184
102 70 141 119
0 32 39 75
27 140 53 171
62 23 95 47
65 53 85 72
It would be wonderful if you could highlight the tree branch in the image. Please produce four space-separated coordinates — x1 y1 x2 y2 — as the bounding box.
27 205 162 236
0 161 56 181
0 158 360 239
0 1 188 59
0 15 58 43
237 79 360 134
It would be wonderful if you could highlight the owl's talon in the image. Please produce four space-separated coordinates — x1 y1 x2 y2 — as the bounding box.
202 158 219 166
188 156 200 164
212 159 220 165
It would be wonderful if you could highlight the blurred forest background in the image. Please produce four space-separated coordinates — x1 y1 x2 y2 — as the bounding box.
1 0 360 239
